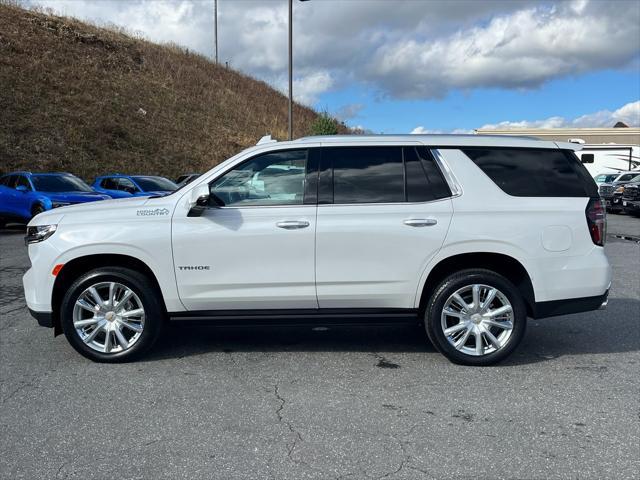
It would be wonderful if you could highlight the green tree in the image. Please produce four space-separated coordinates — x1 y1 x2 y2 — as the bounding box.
309 111 339 135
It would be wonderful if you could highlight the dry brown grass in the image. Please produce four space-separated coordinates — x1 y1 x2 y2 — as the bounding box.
0 2 347 180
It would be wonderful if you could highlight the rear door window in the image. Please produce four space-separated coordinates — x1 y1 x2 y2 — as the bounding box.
16 175 31 190
324 146 405 204
117 178 137 192
462 148 595 197
101 178 118 190
319 146 451 204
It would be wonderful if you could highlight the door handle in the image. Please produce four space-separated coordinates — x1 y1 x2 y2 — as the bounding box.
276 220 310 230
403 218 437 227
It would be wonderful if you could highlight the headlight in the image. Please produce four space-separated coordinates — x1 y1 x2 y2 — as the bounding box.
25 224 57 245
52 201 71 208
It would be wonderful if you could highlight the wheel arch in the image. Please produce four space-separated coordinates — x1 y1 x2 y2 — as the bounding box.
417 252 535 317
51 254 166 335
30 198 47 215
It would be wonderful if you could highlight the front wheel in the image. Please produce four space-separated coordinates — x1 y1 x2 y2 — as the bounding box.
425 269 527 366
61 267 164 362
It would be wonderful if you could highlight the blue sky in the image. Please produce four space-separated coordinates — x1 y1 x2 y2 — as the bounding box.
26 0 640 133
327 68 640 133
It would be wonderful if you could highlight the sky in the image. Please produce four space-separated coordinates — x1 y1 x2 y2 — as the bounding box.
24 0 640 134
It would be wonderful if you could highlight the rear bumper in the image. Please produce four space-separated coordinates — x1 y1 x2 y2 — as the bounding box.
532 289 609 319
28 308 53 328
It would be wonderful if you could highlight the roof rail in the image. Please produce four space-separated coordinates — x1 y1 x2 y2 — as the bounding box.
257 135 277 145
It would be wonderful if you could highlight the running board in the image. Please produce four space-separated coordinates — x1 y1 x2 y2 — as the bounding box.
168 308 420 327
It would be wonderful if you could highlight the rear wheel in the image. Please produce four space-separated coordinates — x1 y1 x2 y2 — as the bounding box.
425 269 526 366
60 267 164 362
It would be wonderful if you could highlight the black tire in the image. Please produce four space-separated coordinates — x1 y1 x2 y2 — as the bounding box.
60 267 165 362
425 269 527 366
31 203 45 218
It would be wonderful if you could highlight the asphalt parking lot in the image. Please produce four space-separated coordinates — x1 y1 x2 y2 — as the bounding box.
1 215 638 480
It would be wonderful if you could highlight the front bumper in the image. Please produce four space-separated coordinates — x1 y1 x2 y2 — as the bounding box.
622 199 640 212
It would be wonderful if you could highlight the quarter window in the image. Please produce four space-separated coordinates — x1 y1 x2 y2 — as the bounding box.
404 147 451 202
210 150 307 206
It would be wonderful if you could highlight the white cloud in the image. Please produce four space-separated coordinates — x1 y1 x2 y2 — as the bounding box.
292 71 334 106
411 126 473 134
411 126 441 134
334 103 365 121
23 0 640 102
368 2 640 98
480 100 640 129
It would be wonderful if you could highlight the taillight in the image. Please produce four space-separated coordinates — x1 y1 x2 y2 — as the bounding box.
586 197 606 246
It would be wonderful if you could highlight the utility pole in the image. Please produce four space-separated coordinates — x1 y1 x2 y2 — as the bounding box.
288 0 293 140
214 0 218 63
288 0 309 140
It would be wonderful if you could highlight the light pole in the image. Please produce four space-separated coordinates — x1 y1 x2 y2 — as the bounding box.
214 0 218 64
288 0 309 140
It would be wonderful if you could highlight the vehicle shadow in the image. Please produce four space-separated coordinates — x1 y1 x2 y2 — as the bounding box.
146 297 640 366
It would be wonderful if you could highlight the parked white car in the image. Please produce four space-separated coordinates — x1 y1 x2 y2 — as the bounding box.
23 135 611 365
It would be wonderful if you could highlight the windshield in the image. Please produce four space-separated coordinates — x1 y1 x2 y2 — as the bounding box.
31 175 93 192
132 176 178 192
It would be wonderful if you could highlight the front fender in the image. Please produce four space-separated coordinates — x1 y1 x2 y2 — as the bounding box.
51 242 183 312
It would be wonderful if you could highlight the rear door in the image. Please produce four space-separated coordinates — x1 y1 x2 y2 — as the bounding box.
315 145 453 309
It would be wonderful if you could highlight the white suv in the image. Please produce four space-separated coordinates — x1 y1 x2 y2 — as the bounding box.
23 135 611 365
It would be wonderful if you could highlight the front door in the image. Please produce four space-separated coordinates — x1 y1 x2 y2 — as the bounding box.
172 148 318 311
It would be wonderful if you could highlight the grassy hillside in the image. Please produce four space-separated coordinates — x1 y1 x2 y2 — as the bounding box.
0 2 346 181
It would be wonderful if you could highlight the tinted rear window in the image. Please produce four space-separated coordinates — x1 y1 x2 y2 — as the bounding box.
462 148 595 197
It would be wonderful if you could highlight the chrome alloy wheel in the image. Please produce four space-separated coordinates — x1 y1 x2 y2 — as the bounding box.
72 281 145 354
440 284 514 356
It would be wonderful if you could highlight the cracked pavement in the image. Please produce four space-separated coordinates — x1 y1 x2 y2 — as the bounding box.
1 215 639 479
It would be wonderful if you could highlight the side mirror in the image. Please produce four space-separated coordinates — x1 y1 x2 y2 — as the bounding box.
16 185 28 193
581 153 594 164
187 183 211 217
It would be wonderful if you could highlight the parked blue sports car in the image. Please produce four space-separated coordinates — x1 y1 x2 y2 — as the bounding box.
92 174 178 199
0 172 111 226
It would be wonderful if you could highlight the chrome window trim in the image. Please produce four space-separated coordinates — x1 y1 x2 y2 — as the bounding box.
318 197 453 208
430 149 463 198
